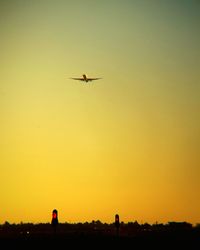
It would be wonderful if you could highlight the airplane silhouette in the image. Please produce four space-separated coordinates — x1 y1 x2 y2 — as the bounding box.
70 74 102 82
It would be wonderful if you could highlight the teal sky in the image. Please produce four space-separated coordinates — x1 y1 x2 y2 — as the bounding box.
0 0 200 224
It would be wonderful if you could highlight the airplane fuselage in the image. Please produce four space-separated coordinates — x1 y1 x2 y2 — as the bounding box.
83 74 88 82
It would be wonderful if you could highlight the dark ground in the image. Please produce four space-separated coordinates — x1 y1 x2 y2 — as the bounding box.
1 223 200 249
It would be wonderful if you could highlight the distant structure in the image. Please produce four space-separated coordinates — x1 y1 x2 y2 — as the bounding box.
51 209 58 233
115 214 120 236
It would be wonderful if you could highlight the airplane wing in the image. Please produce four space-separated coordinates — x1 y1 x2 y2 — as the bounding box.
87 78 102 81
70 77 85 81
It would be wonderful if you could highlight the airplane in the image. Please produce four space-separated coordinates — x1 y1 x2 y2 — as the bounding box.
70 74 102 83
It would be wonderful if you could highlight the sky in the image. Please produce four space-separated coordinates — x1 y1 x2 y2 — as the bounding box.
0 0 200 225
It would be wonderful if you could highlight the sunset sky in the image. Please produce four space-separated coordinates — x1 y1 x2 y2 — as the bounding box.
1 0 200 225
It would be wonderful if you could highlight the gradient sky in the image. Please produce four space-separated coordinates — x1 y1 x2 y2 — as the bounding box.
0 0 200 225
